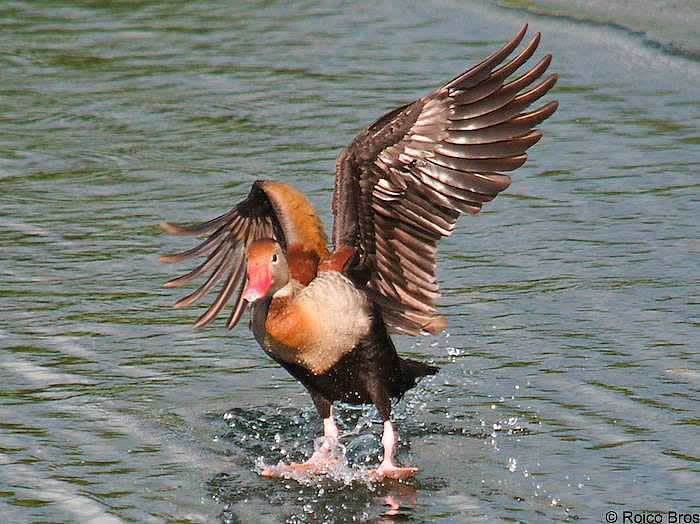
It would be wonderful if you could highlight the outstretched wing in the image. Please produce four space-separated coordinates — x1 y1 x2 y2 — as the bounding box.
160 180 327 329
332 25 559 335
160 180 282 329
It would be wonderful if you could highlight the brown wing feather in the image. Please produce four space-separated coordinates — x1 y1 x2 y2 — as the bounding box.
160 180 291 329
332 24 559 335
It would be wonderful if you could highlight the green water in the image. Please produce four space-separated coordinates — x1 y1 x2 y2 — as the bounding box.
1 1 699 522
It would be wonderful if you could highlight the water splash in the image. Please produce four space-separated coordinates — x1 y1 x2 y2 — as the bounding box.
254 437 376 487
222 406 408 487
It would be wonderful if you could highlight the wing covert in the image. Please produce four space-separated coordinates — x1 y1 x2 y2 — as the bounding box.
332 25 559 335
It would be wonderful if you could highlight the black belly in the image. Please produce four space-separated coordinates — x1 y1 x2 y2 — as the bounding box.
275 334 402 405
249 299 438 410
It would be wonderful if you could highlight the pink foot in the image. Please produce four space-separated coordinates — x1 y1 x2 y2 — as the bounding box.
260 458 338 478
260 435 339 478
368 464 419 480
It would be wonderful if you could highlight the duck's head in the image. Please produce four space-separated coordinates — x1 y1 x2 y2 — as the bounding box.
242 239 290 302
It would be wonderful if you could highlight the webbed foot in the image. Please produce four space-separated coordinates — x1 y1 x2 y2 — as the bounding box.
368 464 418 481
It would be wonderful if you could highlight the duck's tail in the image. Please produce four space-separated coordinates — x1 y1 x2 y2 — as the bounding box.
395 357 439 398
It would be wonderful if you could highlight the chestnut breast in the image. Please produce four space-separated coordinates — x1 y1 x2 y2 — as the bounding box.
264 271 372 375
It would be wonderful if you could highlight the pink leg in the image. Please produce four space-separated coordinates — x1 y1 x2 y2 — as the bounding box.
260 408 340 477
372 421 418 480
307 412 339 463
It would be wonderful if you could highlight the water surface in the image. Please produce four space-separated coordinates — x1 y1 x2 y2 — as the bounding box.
1 1 699 522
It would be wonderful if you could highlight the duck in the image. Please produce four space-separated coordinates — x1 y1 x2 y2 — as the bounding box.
160 24 558 480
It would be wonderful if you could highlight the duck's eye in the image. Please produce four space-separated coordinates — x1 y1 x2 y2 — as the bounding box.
271 253 278 264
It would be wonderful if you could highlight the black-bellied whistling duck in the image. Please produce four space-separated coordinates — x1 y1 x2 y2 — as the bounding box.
160 25 558 480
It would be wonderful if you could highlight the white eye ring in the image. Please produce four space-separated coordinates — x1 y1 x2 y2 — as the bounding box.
271 253 279 264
